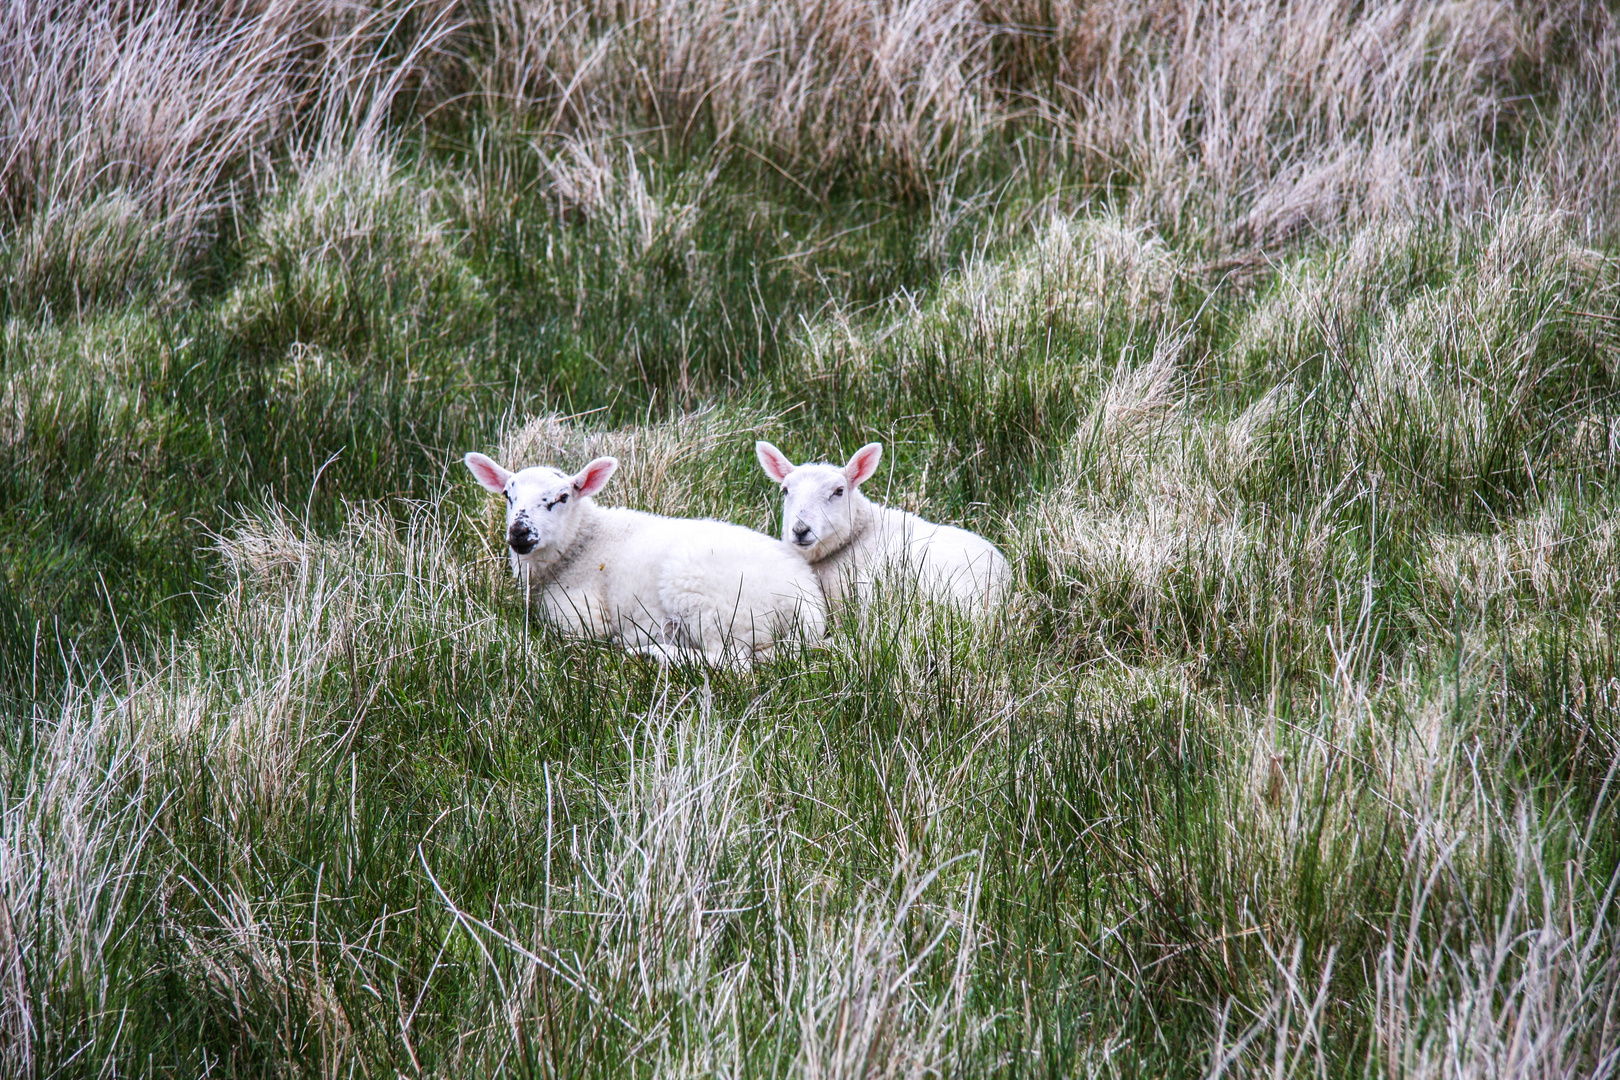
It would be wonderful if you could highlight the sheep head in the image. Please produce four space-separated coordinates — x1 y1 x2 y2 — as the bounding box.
755 440 881 562
466 451 618 566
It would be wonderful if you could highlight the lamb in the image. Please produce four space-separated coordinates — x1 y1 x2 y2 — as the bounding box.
754 441 1011 614
466 451 825 664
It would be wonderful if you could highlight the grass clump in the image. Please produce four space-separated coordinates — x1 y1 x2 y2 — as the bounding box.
3 191 185 321
222 145 492 361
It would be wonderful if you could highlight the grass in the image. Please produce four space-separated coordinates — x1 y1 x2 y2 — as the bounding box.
3 1 1620 1076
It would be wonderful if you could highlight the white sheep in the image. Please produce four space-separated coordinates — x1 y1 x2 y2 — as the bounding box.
754 441 1011 614
466 451 825 664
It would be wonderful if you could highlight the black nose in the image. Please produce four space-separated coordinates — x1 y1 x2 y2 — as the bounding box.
792 523 812 543
508 522 534 553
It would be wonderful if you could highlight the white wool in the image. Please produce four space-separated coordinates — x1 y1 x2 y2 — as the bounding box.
466 451 824 665
755 440 1010 615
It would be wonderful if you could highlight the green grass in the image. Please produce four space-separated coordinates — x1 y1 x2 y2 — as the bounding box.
5 3 1620 1076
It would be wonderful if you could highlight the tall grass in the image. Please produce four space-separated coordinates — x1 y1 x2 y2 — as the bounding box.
0 0 455 318
3 0 1620 1075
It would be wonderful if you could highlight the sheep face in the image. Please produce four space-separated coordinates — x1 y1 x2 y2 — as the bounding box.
755 441 882 561
465 452 618 564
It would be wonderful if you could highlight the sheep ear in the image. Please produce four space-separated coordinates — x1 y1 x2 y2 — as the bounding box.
756 441 796 482
844 442 882 487
572 456 618 498
465 452 511 494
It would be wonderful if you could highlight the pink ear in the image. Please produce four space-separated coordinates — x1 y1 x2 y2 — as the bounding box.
755 441 796 483
572 456 619 498
465 452 511 494
845 442 882 487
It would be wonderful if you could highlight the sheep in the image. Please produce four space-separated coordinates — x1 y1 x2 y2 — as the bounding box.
754 440 1011 614
465 450 825 665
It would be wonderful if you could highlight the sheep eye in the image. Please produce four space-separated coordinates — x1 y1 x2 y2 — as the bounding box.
781 486 789 497
832 486 844 498
504 491 512 504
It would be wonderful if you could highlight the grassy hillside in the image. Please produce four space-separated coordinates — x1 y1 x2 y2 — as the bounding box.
3 1 1619 1076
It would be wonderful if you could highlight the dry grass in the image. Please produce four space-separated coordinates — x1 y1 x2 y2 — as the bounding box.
11 0 1620 296
458 0 1620 243
475 0 998 188
0 0 453 315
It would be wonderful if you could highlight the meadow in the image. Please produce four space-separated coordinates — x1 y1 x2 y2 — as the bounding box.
3 1 1619 1075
